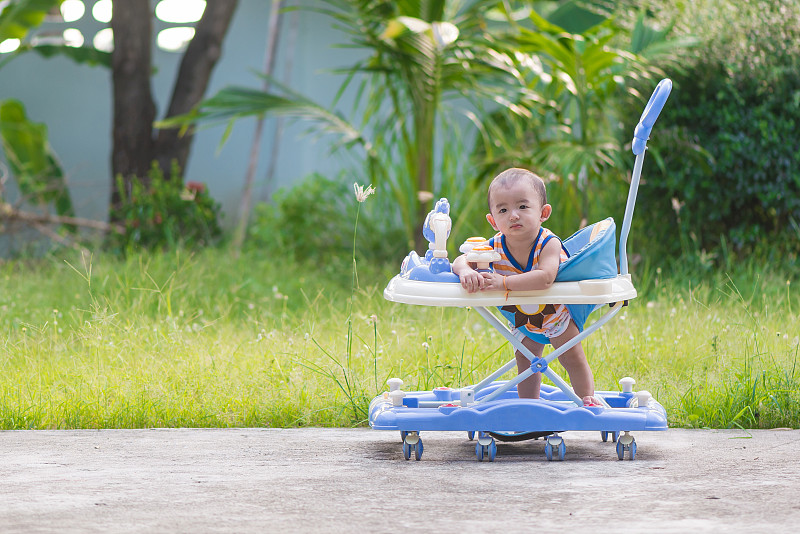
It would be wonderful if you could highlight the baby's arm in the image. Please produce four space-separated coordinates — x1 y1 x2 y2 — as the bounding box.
481 239 561 291
452 254 484 293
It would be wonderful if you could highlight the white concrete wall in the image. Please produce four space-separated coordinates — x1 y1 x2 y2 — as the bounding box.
0 0 365 226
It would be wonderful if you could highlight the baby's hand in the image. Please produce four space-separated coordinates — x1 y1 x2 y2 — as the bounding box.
459 269 484 293
480 272 506 291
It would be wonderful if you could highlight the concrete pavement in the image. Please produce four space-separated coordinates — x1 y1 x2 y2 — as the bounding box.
2 428 799 533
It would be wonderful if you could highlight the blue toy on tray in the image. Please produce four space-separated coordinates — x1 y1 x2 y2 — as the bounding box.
369 79 673 462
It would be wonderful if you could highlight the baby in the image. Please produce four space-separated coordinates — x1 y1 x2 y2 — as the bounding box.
452 168 600 406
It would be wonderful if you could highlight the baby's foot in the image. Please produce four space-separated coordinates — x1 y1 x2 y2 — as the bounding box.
582 395 603 407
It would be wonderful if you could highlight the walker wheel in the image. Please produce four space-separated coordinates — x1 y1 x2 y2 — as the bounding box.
545 435 565 461
467 431 475 441
616 435 636 460
402 433 423 461
403 441 412 460
475 434 496 462
400 430 408 442
475 441 497 462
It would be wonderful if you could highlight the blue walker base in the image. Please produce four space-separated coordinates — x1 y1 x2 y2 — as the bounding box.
369 383 666 461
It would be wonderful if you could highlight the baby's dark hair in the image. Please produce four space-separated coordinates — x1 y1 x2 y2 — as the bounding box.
487 168 547 210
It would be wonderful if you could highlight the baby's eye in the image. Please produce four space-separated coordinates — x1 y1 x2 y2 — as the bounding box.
498 208 507 213
519 204 528 210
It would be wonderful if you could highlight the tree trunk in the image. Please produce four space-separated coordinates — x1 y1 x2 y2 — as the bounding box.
155 0 239 179
110 0 156 210
110 0 239 221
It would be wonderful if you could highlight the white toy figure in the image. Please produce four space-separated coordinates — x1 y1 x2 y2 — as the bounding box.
422 198 452 274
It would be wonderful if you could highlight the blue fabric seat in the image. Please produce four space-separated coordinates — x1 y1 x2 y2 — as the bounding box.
558 217 617 282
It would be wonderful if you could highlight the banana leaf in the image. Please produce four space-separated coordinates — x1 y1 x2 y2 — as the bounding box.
0 0 62 41
30 44 112 67
0 99 74 219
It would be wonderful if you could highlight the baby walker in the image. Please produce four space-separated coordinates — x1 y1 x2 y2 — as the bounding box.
369 79 673 462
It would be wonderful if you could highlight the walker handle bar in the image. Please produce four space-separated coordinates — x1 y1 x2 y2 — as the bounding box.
632 78 672 155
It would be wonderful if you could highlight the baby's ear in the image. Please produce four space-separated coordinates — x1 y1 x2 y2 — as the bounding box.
486 213 498 230
540 204 552 221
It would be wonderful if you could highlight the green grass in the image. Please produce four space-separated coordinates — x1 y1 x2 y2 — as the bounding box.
1 247 798 429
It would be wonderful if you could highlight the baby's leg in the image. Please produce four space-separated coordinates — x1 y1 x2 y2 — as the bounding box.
551 321 597 404
515 336 544 399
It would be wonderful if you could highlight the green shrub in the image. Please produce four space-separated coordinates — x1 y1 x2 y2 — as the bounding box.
636 0 800 259
108 161 222 253
247 173 408 266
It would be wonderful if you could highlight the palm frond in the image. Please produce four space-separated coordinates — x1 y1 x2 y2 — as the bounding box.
158 85 369 149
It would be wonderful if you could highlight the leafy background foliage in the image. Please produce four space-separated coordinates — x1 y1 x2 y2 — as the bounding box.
634 0 800 260
108 161 222 253
0 99 73 218
247 173 407 266
3 0 798 270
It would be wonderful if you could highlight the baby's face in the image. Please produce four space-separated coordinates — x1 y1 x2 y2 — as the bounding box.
487 181 550 240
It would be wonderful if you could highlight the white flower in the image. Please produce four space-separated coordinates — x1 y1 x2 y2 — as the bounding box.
417 190 434 203
353 183 376 202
